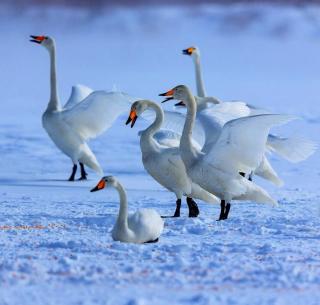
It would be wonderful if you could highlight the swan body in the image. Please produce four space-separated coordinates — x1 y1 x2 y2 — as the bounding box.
160 85 296 220
91 176 164 244
183 46 317 168
126 100 219 217
30 35 136 179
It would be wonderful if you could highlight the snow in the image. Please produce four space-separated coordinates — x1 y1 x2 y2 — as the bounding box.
0 3 320 305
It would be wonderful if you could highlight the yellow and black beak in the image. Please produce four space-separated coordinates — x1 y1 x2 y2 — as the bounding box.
30 35 46 44
125 110 138 128
175 101 186 107
159 89 175 103
182 47 195 56
90 179 106 192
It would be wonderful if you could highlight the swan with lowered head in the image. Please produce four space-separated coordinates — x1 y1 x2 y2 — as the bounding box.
160 85 295 220
125 100 219 218
30 35 136 180
182 46 317 169
90 176 164 244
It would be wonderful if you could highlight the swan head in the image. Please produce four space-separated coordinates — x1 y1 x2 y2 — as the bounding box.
182 46 200 60
159 85 192 104
90 176 117 192
30 35 55 51
125 100 149 128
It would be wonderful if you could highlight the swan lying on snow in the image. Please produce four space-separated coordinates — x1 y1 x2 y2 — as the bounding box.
160 85 296 220
30 35 136 180
90 176 164 244
182 46 317 181
125 100 219 218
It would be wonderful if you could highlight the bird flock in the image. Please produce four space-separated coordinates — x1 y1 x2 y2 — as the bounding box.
30 35 317 244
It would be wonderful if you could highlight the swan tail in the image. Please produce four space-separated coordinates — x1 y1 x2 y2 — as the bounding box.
190 183 220 204
79 145 103 175
237 180 278 206
267 134 318 163
254 156 283 187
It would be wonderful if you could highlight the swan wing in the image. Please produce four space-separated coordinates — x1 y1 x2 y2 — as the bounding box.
204 114 296 173
63 84 93 109
61 91 137 140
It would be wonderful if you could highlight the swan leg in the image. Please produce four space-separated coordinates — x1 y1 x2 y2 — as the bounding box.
248 172 253 181
186 197 199 217
68 164 77 181
217 200 226 221
173 199 181 217
223 203 231 220
239 172 246 178
78 162 88 180
145 238 159 243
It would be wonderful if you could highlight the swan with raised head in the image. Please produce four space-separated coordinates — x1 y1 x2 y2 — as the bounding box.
182 46 317 167
30 35 136 180
90 176 164 243
125 100 219 218
160 85 295 220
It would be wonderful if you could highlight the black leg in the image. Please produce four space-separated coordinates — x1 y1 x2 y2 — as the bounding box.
68 164 77 181
173 199 181 217
217 200 226 221
186 197 199 217
78 162 87 180
248 172 253 181
223 203 231 220
239 172 246 178
145 238 159 243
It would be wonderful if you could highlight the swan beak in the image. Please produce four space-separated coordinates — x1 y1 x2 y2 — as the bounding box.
175 101 186 107
182 47 194 55
125 110 138 128
30 35 46 44
159 89 174 103
90 179 106 192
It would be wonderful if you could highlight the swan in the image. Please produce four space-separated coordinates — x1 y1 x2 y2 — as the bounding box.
182 46 317 167
90 176 164 243
125 100 219 218
30 35 136 180
160 85 295 220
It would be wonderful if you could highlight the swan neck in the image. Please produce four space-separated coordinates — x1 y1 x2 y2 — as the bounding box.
193 55 206 98
47 44 60 112
180 92 197 166
115 183 129 228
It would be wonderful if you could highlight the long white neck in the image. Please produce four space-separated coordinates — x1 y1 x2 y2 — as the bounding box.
114 182 129 229
180 91 199 167
46 43 60 112
140 101 163 154
193 54 206 98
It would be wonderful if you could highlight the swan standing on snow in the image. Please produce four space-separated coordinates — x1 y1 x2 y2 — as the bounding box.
125 100 219 217
160 85 295 220
182 46 317 180
30 35 136 180
90 176 164 243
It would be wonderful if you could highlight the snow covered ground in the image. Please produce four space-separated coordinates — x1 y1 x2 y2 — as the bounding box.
0 3 320 305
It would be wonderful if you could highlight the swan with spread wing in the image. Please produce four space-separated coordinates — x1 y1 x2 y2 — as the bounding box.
30 35 136 180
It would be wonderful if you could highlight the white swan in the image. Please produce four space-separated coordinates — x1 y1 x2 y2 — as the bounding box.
160 85 295 220
125 100 219 217
90 176 164 243
182 46 317 166
30 35 136 180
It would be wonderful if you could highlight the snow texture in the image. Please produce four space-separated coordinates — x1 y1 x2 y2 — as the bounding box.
0 4 319 305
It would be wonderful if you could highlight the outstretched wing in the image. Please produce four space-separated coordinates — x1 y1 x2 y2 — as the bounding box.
204 114 296 173
64 84 93 109
61 91 137 140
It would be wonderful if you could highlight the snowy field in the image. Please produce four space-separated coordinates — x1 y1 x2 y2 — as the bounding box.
0 3 320 305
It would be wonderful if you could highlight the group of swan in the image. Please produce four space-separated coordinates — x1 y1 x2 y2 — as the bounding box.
30 36 317 243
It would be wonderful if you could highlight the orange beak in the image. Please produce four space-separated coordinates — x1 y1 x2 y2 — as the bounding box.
159 89 175 103
30 35 46 44
125 109 138 128
90 179 106 192
182 47 195 55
